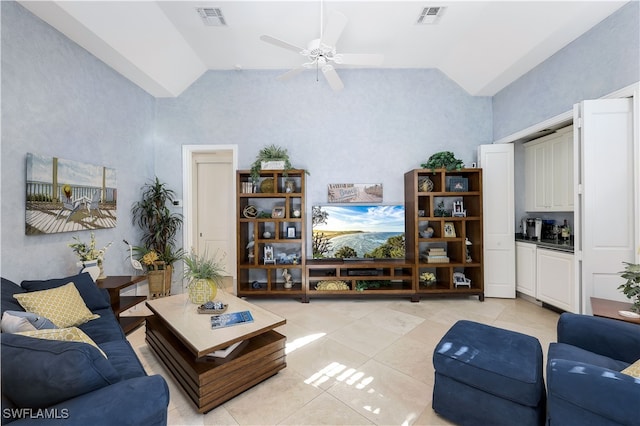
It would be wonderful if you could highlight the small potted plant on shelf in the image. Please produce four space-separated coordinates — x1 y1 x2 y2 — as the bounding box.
182 250 226 304
421 151 464 172
420 272 437 287
618 260 640 313
250 144 293 183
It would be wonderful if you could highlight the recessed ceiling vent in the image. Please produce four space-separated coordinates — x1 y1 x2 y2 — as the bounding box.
416 6 446 25
197 8 227 27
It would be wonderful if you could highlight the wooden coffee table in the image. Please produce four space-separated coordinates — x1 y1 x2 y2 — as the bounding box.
145 292 286 413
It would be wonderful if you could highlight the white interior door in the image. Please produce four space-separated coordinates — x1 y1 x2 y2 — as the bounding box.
575 98 637 313
192 151 236 278
478 143 516 298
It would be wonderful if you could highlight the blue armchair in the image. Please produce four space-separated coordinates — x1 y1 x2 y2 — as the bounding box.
546 313 640 426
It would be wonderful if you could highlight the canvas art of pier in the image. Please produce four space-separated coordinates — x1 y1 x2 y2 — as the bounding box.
25 153 117 235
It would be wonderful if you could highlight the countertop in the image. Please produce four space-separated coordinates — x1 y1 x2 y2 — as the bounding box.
515 233 574 253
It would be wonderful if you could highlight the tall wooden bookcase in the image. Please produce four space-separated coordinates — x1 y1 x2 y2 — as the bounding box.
404 168 484 300
236 169 307 301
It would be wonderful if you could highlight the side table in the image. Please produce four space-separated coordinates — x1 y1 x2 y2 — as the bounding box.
97 275 148 334
590 297 640 325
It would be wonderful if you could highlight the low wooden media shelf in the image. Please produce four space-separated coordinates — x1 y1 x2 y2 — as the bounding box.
305 259 416 301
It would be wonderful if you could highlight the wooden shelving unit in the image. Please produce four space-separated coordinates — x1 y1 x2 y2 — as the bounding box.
96 275 147 334
404 168 484 301
236 169 307 301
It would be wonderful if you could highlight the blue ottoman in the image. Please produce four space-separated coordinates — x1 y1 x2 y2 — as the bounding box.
432 320 546 426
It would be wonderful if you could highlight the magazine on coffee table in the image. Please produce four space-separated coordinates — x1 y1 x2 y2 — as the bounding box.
210 310 254 329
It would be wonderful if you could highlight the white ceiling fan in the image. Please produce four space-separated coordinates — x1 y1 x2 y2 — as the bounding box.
260 6 384 91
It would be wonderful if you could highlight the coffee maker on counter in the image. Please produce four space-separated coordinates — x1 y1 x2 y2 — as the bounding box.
522 217 542 240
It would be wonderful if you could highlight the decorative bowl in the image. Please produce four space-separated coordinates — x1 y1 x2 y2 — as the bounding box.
197 301 228 314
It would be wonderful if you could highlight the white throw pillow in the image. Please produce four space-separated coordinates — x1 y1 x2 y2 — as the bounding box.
1 312 37 333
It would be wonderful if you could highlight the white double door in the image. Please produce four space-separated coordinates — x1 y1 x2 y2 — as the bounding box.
479 94 638 305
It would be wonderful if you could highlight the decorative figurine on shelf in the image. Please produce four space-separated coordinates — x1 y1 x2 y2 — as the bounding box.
466 238 473 262
453 272 472 288
264 246 276 264
282 268 293 289
246 240 255 263
452 200 466 217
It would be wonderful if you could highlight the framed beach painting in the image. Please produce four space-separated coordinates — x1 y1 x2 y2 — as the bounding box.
327 183 383 203
25 153 117 235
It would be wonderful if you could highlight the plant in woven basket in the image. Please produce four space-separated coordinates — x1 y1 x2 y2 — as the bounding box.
182 250 227 304
618 261 640 313
131 177 184 267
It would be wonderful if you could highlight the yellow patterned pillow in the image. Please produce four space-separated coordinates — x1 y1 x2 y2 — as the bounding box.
16 327 107 358
14 282 99 328
621 359 640 379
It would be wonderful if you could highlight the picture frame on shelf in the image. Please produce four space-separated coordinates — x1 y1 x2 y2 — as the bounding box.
447 177 469 192
264 246 276 264
286 227 296 238
452 200 466 217
271 206 285 218
444 222 457 238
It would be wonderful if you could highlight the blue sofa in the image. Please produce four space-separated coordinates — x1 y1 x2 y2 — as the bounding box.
546 313 640 426
1 274 169 425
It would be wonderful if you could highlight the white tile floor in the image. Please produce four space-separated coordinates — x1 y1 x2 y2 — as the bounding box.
126 291 560 426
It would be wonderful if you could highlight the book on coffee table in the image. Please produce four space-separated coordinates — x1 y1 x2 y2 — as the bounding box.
211 310 254 329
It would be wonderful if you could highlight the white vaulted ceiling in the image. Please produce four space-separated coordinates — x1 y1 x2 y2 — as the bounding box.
19 1 629 97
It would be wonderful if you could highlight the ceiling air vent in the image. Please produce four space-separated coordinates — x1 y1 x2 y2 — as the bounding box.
416 6 446 25
197 7 227 27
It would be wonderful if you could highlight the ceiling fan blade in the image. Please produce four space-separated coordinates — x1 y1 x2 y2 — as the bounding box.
320 10 348 48
334 53 384 66
322 64 344 91
260 35 304 54
277 67 307 81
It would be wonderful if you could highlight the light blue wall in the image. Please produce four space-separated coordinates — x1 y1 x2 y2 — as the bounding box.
2 0 638 283
1 1 156 282
154 69 492 208
493 1 640 141
496 1 639 230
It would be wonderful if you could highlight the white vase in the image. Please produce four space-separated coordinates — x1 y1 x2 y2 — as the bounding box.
79 260 100 282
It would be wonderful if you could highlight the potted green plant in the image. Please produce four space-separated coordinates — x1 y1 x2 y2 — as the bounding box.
421 151 464 172
182 250 226 304
131 177 184 296
618 261 640 313
250 144 293 182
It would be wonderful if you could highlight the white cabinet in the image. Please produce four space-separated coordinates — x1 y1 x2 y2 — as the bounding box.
516 242 536 298
536 248 576 313
524 126 573 212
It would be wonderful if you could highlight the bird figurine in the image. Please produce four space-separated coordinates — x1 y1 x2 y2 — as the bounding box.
123 240 144 274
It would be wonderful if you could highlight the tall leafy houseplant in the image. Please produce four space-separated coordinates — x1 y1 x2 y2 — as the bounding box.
131 178 184 295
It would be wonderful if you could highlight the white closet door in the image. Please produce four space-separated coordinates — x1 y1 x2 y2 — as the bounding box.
479 143 515 298
575 98 637 313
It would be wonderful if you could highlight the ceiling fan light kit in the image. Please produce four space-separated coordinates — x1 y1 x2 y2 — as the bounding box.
260 9 384 91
